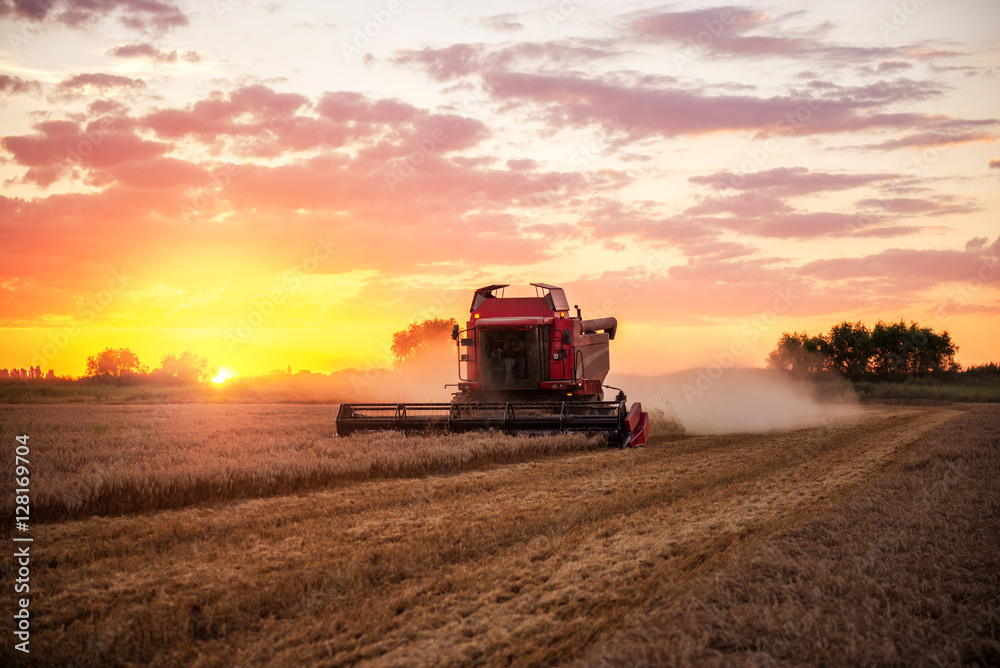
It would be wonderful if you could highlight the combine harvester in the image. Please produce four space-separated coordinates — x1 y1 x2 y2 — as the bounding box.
336 284 650 447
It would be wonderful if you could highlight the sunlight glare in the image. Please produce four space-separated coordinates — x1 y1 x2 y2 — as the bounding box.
212 367 237 384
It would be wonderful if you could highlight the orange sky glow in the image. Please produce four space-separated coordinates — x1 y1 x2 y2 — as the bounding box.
1 1 998 379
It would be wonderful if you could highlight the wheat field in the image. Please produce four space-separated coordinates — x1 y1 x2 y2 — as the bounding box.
0 404 607 522
1 402 997 666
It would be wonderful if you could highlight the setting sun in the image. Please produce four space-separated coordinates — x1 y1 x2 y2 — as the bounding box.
211 367 237 384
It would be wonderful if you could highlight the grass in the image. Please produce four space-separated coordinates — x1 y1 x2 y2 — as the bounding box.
0 382 214 404
1 403 996 665
854 376 1000 403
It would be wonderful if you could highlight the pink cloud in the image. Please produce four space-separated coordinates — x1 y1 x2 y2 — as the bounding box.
108 42 202 63
137 86 490 160
858 127 996 151
689 167 898 196
0 0 188 31
631 7 911 63
876 60 913 73
142 85 310 140
799 240 1000 285
482 71 990 143
0 74 41 96
855 197 980 216
57 72 146 91
393 41 623 83
2 118 171 186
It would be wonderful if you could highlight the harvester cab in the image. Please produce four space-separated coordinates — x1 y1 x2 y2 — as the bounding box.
336 284 649 447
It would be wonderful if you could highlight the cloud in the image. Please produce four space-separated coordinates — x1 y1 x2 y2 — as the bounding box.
140 86 490 159
1 117 170 186
857 126 997 151
481 13 524 32
0 74 41 96
108 42 202 63
631 7 910 63
568 235 1000 322
876 60 913 73
990 157 1000 170
0 0 53 20
690 167 899 196
482 71 984 143
582 164 980 246
0 79 633 295
393 41 623 82
394 43 482 81
855 197 980 217
140 85 312 148
799 239 1000 288
57 72 146 91
0 0 188 31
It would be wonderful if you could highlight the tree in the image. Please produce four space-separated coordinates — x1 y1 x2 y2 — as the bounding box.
910 325 958 378
151 351 215 385
85 347 146 381
767 320 960 382
391 318 458 366
766 332 826 377
870 320 910 382
824 322 873 382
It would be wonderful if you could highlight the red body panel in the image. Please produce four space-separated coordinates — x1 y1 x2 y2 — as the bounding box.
457 285 613 402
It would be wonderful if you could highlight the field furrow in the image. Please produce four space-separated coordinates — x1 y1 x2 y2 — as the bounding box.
4 403 995 666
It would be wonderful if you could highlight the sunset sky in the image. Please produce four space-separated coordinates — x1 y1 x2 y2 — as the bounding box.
1 0 998 379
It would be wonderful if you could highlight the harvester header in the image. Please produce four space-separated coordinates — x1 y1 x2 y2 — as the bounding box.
336 284 649 447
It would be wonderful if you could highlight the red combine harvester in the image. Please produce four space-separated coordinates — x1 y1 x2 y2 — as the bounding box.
336 284 650 447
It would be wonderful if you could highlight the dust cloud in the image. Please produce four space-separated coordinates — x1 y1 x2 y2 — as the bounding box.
609 368 861 436
368 339 457 403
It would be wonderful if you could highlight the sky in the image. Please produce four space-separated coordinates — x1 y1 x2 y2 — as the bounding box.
0 0 998 379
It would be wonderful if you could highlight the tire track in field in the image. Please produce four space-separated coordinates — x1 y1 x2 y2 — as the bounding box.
346 406 961 666
242 406 962 666
31 406 963 667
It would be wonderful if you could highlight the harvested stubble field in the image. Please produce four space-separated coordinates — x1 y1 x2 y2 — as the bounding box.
1 402 998 666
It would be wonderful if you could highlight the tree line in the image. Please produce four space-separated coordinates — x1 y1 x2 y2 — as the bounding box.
1 348 216 385
0 366 54 380
767 320 962 382
84 348 216 385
